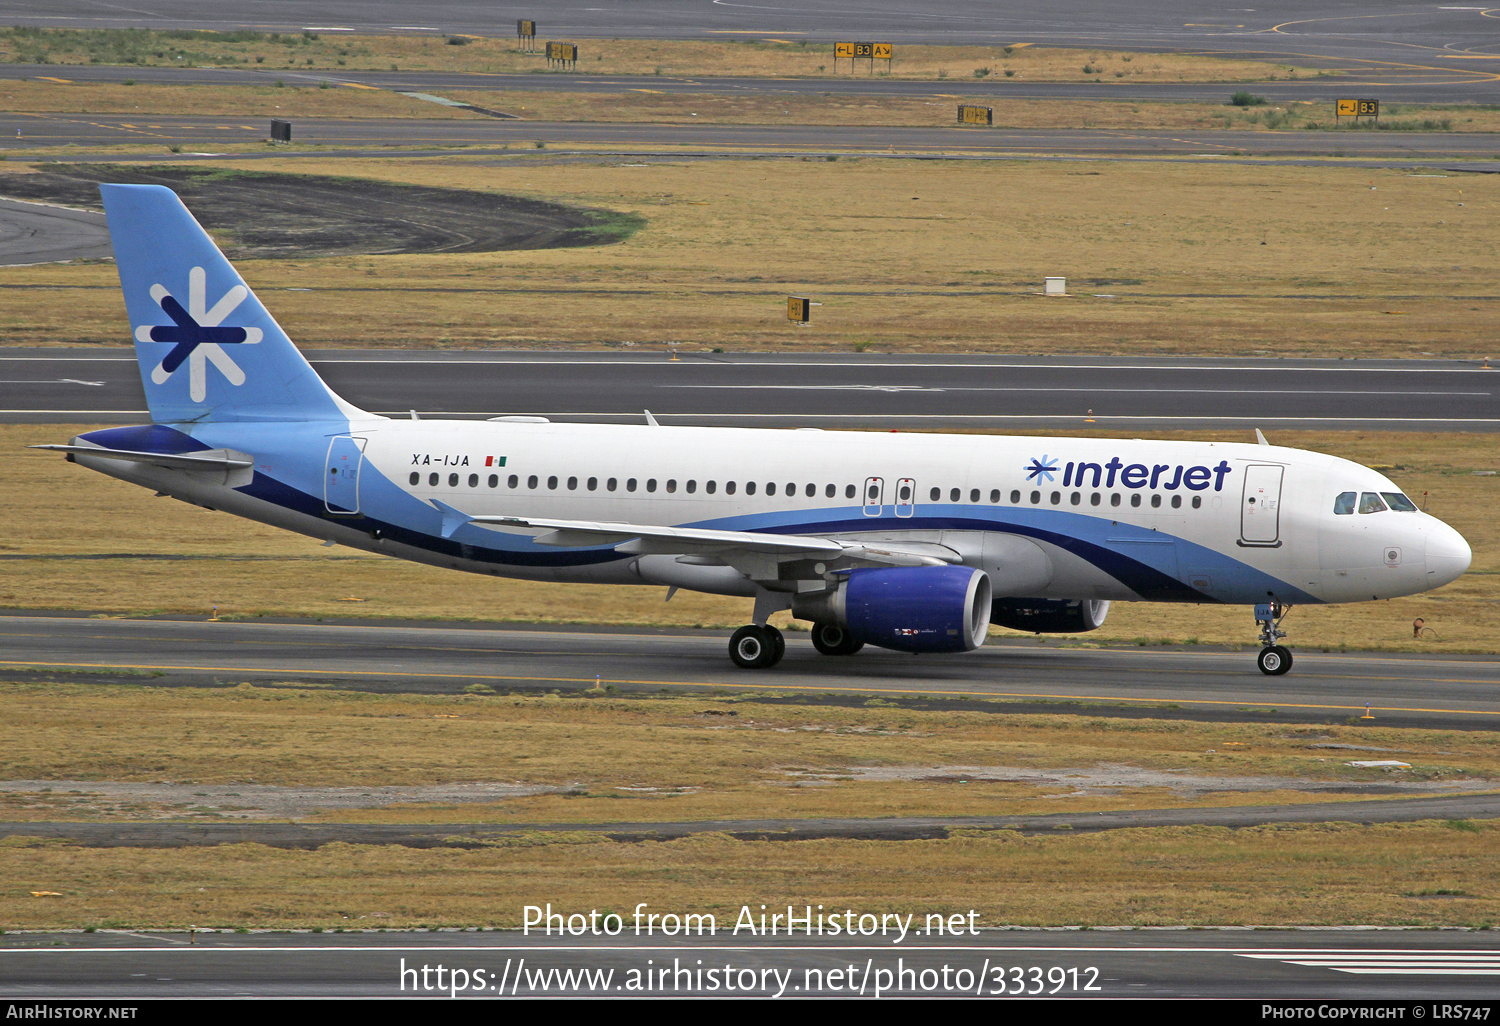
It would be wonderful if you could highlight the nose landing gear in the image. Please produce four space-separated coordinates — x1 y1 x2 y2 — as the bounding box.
1254 601 1293 675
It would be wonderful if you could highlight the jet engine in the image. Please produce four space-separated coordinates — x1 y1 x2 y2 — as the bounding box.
792 565 992 654
989 598 1110 634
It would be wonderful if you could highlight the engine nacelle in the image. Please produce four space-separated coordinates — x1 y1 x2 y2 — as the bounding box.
989 598 1110 634
792 565 992 654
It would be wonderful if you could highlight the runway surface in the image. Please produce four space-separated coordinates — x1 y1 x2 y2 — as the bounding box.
4 350 1494 430
8 0 1500 81
3 614 1497 730
5 63 1499 106
1 928 1497 998
0 196 109 266
8 112 1500 158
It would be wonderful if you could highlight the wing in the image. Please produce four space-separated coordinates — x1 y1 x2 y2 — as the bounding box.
428 500 959 568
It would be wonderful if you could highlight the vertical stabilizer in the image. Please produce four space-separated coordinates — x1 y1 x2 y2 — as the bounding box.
100 183 360 424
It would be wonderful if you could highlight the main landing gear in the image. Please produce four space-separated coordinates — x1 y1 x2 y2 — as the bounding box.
729 624 785 669
1254 601 1293 676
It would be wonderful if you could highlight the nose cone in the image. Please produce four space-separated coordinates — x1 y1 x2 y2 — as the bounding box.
1425 521 1473 588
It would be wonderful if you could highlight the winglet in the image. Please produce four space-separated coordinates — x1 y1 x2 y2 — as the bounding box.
429 498 474 540
644 409 660 427
1255 428 1270 447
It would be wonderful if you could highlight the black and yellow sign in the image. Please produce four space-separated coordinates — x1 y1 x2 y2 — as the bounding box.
1358 98 1379 116
873 43 893 59
834 41 893 70
853 42 874 58
787 296 811 323
834 41 856 59
546 41 578 65
517 20 536 38
958 104 993 126
1336 98 1358 117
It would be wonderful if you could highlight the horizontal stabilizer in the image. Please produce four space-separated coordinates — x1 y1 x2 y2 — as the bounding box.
30 444 253 471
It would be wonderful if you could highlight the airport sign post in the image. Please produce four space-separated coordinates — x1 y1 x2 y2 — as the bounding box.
269 119 291 143
1336 98 1378 123
546 41 578 69
787 296 811 324
834 41 893 74
517 20 537 53
957 105 993 126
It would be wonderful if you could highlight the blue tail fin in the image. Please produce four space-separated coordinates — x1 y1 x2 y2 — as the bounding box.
100 183 359 424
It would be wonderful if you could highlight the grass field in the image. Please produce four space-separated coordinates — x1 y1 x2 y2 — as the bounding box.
6 425 1495 651
0 155 1497 357
0 680 1495 929
0 29 1317 82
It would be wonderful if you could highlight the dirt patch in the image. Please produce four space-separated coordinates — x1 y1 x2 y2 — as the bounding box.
0 164 643 258
0 780 571 819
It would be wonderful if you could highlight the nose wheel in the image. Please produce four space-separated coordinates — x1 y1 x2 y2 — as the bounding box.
729 624 785 669
1254 601 1293 675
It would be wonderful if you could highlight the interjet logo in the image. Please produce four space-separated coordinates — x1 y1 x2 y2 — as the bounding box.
1024 455 1059 483
134 266 263 403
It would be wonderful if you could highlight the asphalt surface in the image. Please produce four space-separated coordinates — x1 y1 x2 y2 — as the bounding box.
9 112 1500 158
0 196 109 266
3 614 1497 729
0 928 1496 998
6 62 1500 106
4 350 1494 430
7 0 1500 77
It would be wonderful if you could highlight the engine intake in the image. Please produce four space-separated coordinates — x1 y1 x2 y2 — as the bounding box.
792 565 992 654
990 598 1110 634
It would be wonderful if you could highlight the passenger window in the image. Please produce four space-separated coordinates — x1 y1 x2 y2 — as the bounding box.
929 487 940 501
468 473 479 488
686 480 697 494
991 489 1001 503
567 476 578 490
606 478 617 491
1130 494 1141 508
1171 495 1182 509
429 473 439 487
1011 490 1022 504
785 483 795 495
1030 490 1041 504
1381 492 1418 512
950 488 961 502
1151 494 1162 508
766 482 776 496
1359 492 1387 514
547 476 558 490
1333 491 1356 515
1050 491 1061 505
508 474 518 488
409 472 419 486
825 484 835 498
1090 493 1101 506
1070 492 1080 505
727 481 737 495
971 489 981 503
746 482 757 496
665 479 676 493
899 484 912 502
647 479 658 493
1111 493 1121 507
1191 495 1201 509
626 478 637 492
527 475 538 489
845 484 856 499
806 483 816 497
586 477 597 490
449 473 459 487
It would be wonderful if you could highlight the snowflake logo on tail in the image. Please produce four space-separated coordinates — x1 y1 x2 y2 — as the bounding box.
135 266 262 403
1025 455 1059 483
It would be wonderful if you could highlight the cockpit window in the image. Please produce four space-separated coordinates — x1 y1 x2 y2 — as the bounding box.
1381 492 1418 512
1333 491 1356 515
1358 492 1388 514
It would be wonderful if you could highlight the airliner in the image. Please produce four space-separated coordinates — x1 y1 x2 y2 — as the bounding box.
33 185 1473 674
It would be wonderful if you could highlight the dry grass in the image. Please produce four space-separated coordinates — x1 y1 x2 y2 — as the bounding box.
0 680 1495 800
0 79 480 118
0 29 1315 82
5 425 1496 651
1 156 1496 358
0 822 1495 930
